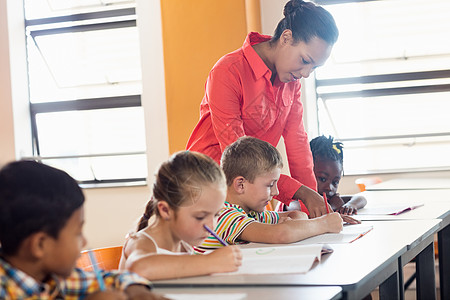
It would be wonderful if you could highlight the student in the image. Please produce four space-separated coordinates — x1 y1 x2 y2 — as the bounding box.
119 151 242 280
0 160 163 300
186 0 340 218
197 136 344 251
285 136 367 215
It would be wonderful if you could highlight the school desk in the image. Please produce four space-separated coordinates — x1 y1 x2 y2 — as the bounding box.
355 189 450 300
152 220 440 300
365 178 450 191
152 286 343 300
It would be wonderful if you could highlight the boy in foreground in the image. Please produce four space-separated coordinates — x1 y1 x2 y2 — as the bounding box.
0 160 165 299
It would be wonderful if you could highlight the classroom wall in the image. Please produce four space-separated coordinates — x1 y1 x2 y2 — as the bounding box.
0 0 15 166
160 0 248 153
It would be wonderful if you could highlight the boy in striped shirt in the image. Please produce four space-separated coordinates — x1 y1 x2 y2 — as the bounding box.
198 137 345 251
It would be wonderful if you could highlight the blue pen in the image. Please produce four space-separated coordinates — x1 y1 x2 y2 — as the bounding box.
88 250 106 291
203 224 228 246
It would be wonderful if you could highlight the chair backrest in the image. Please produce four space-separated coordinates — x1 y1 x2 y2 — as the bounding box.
76 246 123 271
355 177 382 192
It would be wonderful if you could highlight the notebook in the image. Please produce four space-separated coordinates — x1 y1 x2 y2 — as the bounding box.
358 204 424 215
214 244 332 275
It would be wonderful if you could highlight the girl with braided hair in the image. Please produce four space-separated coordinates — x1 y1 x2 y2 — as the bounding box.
309 135 367 215
118 151 242 280
187 0 339 218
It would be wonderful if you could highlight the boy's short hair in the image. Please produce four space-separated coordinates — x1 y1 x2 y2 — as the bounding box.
0 160 84 255
220 136 283 186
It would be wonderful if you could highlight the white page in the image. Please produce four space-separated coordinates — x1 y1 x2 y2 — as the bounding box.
358 203 424 215
164 294 247 300
296 224 374 245
214 244 324 275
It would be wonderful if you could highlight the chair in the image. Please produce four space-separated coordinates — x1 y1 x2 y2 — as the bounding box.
76 246 123 272
355 177 383 192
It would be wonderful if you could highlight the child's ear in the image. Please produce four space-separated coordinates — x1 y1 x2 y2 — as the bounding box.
27 232 51 259
157 201 173 221
232 176 246 194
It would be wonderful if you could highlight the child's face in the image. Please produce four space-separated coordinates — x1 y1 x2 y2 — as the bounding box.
42 207 87 278
242 167 281 213
314 158 343 197
171 183 226 246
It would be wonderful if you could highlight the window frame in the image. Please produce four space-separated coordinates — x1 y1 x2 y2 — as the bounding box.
24 5 147 186
311 0 450 175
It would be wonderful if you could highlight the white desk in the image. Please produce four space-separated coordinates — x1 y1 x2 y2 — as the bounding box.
153 286 343 300
153 220 440 300
355 190 450 300
365 178 450 191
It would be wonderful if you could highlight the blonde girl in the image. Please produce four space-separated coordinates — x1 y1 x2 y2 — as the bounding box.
119 151 242 280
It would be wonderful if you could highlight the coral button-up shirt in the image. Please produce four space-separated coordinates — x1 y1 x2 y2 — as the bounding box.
186 32 316 206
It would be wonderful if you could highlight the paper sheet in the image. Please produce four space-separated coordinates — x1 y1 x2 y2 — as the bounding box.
296 224 374 244
214 244 326 275
164 294 247 300
358 203 424 215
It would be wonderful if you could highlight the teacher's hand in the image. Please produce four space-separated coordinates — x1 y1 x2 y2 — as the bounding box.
293 185 330 218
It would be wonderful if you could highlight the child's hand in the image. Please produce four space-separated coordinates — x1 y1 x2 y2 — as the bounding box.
341 215 361 225
321 212 343 233
337 203 358 215
86 290 127 300
207 245 242 273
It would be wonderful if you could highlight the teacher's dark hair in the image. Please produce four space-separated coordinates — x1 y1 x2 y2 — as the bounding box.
271 0 339 45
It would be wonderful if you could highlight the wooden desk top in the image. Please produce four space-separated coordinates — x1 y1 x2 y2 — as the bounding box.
153 286 343 300
152 220 440 290
356 190 450 227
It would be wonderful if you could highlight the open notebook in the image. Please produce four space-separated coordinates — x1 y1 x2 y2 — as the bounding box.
214 244 332 275
296 224 374 245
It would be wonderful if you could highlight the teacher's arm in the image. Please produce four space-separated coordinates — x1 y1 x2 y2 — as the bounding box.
281 88 328 218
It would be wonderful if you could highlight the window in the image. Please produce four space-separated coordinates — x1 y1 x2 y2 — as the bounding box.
314 0 450 174
24 0 147 185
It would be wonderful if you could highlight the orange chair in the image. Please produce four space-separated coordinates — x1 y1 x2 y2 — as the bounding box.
355 177 382 192
265 200 274 211
76 246 123 272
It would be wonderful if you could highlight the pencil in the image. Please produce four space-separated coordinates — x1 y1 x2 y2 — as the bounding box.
203 224 228 246
88 250 106 291
323 192 330 214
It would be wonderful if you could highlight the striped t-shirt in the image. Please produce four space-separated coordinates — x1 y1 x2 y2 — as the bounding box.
196 201 279 252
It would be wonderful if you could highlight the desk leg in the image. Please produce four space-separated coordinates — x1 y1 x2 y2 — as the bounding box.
415 242 436 300
397 258 405 300
379 269 400 300
438 225 450 300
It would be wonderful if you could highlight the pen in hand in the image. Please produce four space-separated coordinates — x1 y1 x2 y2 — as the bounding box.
88 250 106 291
203 224 228 246
323 192 330 214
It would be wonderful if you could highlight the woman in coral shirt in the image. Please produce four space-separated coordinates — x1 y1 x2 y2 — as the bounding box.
186 0 338 218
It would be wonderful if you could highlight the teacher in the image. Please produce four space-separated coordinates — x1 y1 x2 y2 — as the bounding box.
186 0 338 218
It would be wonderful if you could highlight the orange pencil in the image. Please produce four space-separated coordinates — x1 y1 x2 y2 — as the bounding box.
323 192 330 214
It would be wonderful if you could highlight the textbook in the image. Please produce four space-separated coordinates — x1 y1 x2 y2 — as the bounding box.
215 244 332 275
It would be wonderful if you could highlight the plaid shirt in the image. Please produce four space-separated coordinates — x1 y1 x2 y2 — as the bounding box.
0 256 152 299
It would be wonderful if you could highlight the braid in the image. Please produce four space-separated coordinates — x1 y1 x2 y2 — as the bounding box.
310 135 343 166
